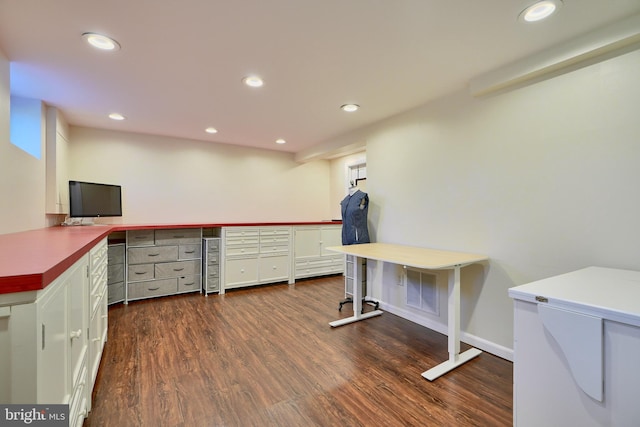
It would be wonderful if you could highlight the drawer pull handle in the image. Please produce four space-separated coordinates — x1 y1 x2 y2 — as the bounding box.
183 282 195 286
134 271 147 275
134 236 148 240
148 287 160 291
148 253 160 257
173 268 185 272
184 250 195 254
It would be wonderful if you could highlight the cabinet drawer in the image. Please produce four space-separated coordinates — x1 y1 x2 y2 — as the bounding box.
128 263 154 281
128 279 177 300
226 245 259 257
225 228 259 239
128 245 178 264
108 243 125 262
178 275 201 293
206 264 220 278
260 235 290 245
226 236 260 247
225 257 259 288
205 238 220 252
155 228 201 245
179 244 201 259
259 254 289 282
127 230 155 246
206 255 220 266
107 282 125 304
205 276 220 292
259 227 290 237
260 243 289 254
107 263 124 285
155 260 200 279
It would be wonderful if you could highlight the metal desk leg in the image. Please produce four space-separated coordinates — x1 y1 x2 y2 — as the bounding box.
329 255 383 327
422 265 482 380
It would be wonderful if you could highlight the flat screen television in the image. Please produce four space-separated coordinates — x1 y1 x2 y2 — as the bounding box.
69 180 122 218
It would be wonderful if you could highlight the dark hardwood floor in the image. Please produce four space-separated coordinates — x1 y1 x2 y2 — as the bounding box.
84 275 513 427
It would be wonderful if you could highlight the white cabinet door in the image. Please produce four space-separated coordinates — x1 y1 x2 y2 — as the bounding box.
38 281 69 404
294 228 321 258
320 226 342 256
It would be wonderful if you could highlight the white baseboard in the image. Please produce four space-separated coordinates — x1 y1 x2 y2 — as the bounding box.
379 301 514 362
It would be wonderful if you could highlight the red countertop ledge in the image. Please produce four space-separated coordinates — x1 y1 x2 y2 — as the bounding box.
0 221 341 295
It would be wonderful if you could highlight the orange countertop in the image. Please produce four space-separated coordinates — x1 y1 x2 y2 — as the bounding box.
0 221 341 295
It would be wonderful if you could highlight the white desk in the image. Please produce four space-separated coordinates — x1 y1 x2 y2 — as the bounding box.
327 243 488 381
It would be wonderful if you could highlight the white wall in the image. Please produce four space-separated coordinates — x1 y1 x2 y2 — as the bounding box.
0 49 47 235
68 127 333 224
325 49 640 358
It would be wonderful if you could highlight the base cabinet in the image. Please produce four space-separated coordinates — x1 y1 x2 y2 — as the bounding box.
0 247 107 426
222 227 292 291
294 225 344 279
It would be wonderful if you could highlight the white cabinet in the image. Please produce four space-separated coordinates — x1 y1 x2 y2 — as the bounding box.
87 239 108 411
293 225 344 279
45 106 69 214
509 267 640 426
222 226 292 291
2 253 93 425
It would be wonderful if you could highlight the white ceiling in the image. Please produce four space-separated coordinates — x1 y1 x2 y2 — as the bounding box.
1 0 639 155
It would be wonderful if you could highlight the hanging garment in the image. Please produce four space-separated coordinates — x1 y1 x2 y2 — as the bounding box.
340 190 370 245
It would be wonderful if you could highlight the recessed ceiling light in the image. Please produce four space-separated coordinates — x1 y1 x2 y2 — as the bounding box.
275 138 286 144
519 1 562 22
341 104 360 112
82 32 120 51
205 127 218 134
108 113 125 121
243 76 264 88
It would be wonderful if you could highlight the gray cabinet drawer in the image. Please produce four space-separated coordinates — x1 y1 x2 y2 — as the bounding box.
205 277 220 292
178 275 201 293
127 230 155 246
206 265 220 277
155 260 200 279
179 244 201 259
206 239 220 252
155 228 201 245
128 263 154 281
107 282 125 304
128 279 177 300
107 263 124 285
128 245 178 264
108 243 125 261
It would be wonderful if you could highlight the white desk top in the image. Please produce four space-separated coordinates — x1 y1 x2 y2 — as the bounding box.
326 243 488 270
509 266 640 327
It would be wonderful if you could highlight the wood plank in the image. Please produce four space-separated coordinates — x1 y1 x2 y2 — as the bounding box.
85 275 512 426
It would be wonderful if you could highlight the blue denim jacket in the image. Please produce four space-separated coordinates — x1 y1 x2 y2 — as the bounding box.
340 190 370 245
